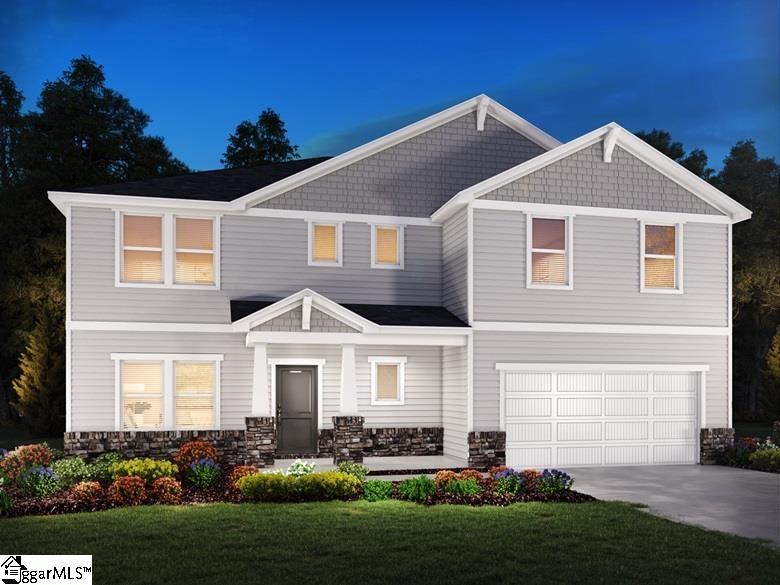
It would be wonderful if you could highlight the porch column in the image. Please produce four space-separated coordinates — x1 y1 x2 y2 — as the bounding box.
251 343 270 416
339 343 358 414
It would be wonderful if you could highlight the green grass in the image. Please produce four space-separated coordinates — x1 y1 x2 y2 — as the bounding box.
1 501 777 584
0 423 63 451
734 421 775 439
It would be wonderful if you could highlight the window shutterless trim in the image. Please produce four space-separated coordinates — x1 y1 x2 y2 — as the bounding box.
307 221 343 267
173 214 220 287
367 356 406 405
526 214 574 290
370 224 405 269
639 221 683 294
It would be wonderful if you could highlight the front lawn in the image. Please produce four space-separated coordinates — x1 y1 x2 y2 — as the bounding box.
1 501 777 585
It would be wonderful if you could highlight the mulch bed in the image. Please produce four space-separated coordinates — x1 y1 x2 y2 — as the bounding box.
424 490 596 507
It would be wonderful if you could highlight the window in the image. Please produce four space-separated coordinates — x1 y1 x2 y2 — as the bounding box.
116 212 219 288
527 216 572 288
308 222 342 266
175 217 215 284
371 225 404 269
121 215 163 283
642 223 682 292
368 356 406 405
113 354 222 430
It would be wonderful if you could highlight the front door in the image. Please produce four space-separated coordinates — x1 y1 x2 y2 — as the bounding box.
276 366 317 455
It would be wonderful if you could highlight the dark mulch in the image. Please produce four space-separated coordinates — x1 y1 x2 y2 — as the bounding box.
424 489 596 507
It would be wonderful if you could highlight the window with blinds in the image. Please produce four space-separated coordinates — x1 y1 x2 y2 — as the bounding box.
121 361 164 429
643 224 678 290
372 225 403 268
369 357 406 404
122 215 163 283
310 223 340 265
175 217 215 284
530 217 569 286
174 362 215 428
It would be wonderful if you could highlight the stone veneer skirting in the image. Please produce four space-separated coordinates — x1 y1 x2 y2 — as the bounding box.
467 431 506 468
700 427 735 465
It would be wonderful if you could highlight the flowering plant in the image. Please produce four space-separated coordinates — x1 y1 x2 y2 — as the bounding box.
70 481 104 504
186 458 220 489
19 466 60 498
286 459 315 477
0 448 7 460
0 443 53 481
175 441 219 469
108 476 147 506
228 465 258 488
537 469 573 494
150 477 183 504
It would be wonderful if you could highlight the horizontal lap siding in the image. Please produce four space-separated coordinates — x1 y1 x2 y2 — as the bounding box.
442 346 468 458
473 331 728 430
442 208 468 321
71 331 252 432
473 209 728 327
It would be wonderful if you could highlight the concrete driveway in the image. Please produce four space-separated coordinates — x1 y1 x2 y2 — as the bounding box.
568 465 780 544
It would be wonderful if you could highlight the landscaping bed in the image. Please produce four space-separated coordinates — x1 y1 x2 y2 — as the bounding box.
718 434 780 473
0 441 595 518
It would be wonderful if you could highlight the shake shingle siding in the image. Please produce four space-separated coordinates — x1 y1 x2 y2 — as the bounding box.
483 144 723 215
256 113 546 216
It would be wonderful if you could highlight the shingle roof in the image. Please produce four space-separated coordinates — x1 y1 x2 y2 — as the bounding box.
230 299 469 328
70 157 331 201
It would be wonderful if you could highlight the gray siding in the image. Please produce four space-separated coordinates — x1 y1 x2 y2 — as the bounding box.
71 208 442 322
442 345 469 458
472 331 728 429
484 144 722 215
473 209 728 327
257 113 546 217
442 207 468 321
254 307 358 333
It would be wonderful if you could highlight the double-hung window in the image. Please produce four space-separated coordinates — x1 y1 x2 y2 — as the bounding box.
641 223 682 293
368 356 406 405
308 222 342 266
371 225 404 269
527 216 572 289
113 354 222 430
117 212 218 287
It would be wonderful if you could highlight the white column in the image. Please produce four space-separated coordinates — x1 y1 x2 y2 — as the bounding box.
251 343 270 416
339 344 358 414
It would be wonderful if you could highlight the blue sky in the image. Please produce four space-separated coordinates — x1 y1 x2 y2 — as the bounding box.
2 0 778 171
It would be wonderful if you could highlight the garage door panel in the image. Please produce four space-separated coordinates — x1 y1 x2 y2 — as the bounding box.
605 373 649 392
653 397 695 416
605 445 649 465
654 373 697 392
507 447 552 468
506 372 552 393
507 422 551 442
653 444 696 464
604 421 648 441
557 398 602 416
558 446 602 466
558 373 602 392
605 397 648 416
507 397 551 417
557 422 602 441
653 420 696 440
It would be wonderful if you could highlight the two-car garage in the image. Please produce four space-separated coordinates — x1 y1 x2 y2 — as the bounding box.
498 364 706 468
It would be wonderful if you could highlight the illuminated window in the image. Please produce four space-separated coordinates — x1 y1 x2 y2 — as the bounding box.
175 217 215 284
309 222 342 266
372 225 403 269
369 356 406 405
121 361 164 429
121 215 163 283
528 217 571 287
643 223 680 291
174 362 216 428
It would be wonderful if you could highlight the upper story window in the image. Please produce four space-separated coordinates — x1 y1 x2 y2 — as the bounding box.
371 225 404 269
642 223 682 293
117 212 219 288
308 222 342 266
368 356 406 405
527 216 572 289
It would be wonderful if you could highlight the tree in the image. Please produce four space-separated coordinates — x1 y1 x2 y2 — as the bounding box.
0 72 23 188
221 108 299 168
764 328 780 419
634 129 713 179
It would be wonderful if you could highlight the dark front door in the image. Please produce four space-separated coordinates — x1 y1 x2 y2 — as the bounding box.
276 366 317 455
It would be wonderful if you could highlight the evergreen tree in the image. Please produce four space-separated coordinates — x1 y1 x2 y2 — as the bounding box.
763 328 780 419
634 129 713 179
221 108 299 168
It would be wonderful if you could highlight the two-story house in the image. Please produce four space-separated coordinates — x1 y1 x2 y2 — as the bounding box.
50 95 750 468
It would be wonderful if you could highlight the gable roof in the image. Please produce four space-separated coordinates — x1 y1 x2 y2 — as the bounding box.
432 123 752 223
68 157 330 201
230 94 561 210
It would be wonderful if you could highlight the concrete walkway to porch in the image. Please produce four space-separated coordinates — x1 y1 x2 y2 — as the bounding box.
271 454 469 475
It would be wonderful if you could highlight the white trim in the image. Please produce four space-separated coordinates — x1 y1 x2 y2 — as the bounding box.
370 224 405 269
339 344 358 414
470 199 732 225
640 221 683 294
368 356 407 405
727 223 733 428
232 95 560 209
251 343 270 416
49 191 232 215
466 333 474 432
242 206 435 226
476 95 489 131
466 204 474 324
526 214 574 290
301 296 312 331
268 358 326 429
432 123 751 224
307 221 343 267
472 321 728 336
65 205 72 432
700 370 708 429
495 362 710 372
70 321 236 332
602 126 619 162
111 353 224 362
245 331 468 346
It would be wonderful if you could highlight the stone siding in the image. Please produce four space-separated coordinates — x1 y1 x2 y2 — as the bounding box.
467 431 506 468
700 427 735 465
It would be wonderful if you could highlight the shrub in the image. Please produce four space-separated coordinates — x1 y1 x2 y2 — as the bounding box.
175 441 219 469
488 465 509 479
337 462 369 482
397 475 436 502
362 479 394 502
108 476 147 506
18 466 60 498
85 453 122 483
537 469 573 494
150 477 183 504
238 472 294 502
228 465 258 488
0 489 12 514
444 478 481 496
749 448 780 473
520 469 541 491
457 469 484 483
110 458 178 483
70 481 104 504
719 438 757 467
52 457 89 488
0 448 7 460
286 459 315 477
0 443 53 481
433 470 459 488
296 472 361 501
494 468 527 495
186 458 220 488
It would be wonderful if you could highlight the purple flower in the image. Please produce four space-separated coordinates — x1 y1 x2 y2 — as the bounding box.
0 448 7 460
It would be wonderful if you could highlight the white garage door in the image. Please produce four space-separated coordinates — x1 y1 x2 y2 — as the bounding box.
499 364 706 468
